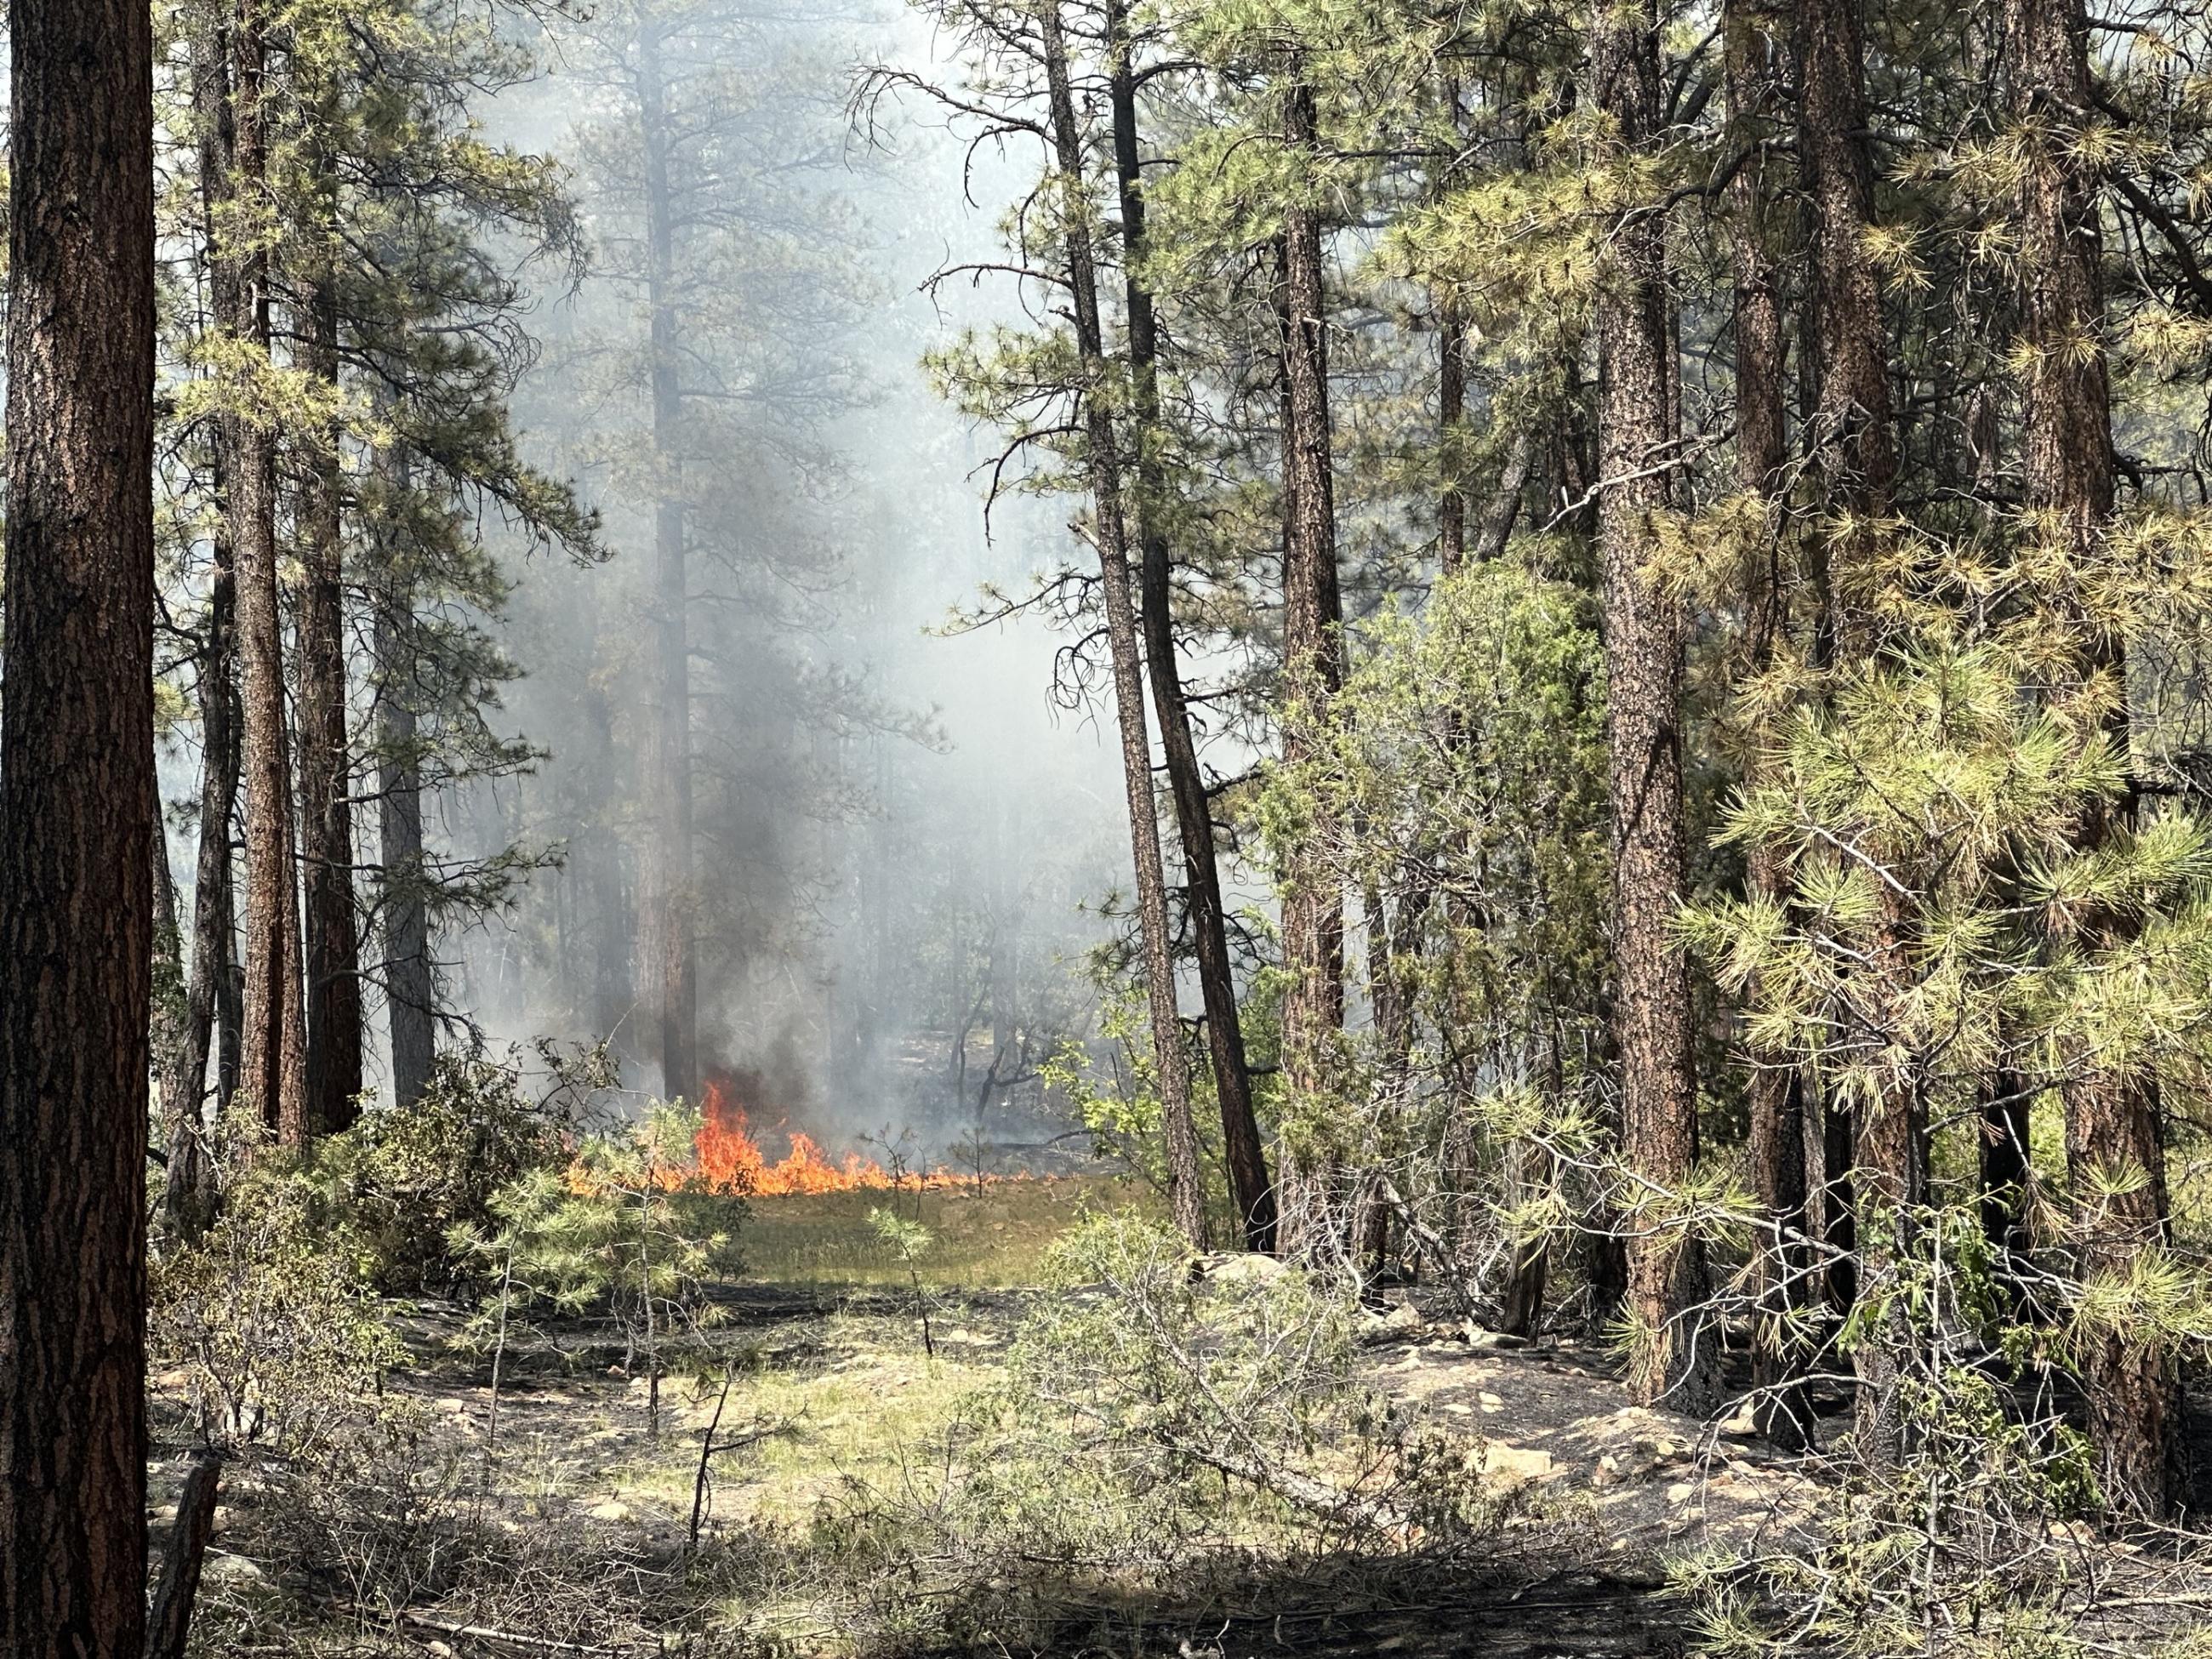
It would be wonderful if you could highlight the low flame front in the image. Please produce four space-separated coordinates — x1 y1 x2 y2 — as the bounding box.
689 1079 984 1195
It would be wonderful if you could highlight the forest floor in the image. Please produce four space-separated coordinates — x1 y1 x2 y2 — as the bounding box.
152 1179 2212 1657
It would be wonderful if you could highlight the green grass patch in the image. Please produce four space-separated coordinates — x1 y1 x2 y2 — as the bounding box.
737 1174 1160 1288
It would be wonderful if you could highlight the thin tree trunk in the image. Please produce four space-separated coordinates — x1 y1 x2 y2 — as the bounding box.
166 614 232 1239
1980 1069 2033 1271
297 156 364 1138
1728 0 1811 1448
1800 0 1918 1458
152 801 191 1222
1106 9 1271 1249
637 23 698 1109
1276 72 1347 1259
378 584 436 1109
1439 306 1468 571
168 0 244 1229
1470 430 1535 567
0 0 157 1641
2006 0 2175 1518
229 3 309 1147
166 450 237 1235
1038 0 1206 1249
1591 0 1720 1415
578 584 633 1042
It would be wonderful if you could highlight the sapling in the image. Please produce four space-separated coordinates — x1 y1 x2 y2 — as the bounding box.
871 1207 938 1360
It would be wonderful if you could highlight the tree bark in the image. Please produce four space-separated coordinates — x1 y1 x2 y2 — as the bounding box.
0 0 157 1643
378 581 436 1110
576 581 634 1042
1980 1069 2033 1270
294 116 363 1137
152 801 192 1220
1107 7 1273 1249
229 3 310 1146
2005 0 2175 1518
1800 0 1897 533
165 31 241 1227
1590 0 1721 1415
1038 0 1207 1249
145 1451 223 1659
298 170 365 1138
636 22 699 1108
1438 292 1468 571
1275 73 1347 1259
165 551 236 1240
1728 0 1811 1447
1800 0 1922 1459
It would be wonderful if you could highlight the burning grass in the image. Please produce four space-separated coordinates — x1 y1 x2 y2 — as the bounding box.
583 1077 1056 1198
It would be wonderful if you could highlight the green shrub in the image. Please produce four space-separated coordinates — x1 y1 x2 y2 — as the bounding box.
454 1101 742 1440
807 1211 1509 1652
309 1052 568 1291
151 1171 402 1453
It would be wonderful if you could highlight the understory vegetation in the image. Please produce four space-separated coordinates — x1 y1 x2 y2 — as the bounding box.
148 1079 1581 1656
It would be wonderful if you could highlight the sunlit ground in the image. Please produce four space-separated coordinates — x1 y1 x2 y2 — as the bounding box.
735 1173 1161 1288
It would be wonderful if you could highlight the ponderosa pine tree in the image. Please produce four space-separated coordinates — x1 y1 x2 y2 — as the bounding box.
1588 0 1719 1413
2006 0 2177 1516
1722 0 1811 1447
289 43 363 1137
531 0 873 1104
0 0 157 1644
162 0 246 1225
1273 62 1348 1261
1105 0 1274 1251
1799 0 1919 1459
860 0 1213 1243
221 0 313 1147
1036 0 1208 1247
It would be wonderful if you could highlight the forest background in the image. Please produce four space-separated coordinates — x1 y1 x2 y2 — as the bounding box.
14 0 2212 1652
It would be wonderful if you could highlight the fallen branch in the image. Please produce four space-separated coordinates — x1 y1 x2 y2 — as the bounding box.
335 1604 622 1656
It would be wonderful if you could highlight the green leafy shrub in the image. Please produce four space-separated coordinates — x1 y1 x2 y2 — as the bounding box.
308 1051 569 1291
151 1170 403 1453
454 1101 741 1439
812 1211 1513 1651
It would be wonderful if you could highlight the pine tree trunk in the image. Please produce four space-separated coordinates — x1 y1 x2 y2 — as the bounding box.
372 430 434 1109
172 34 242 1215
1039 0 1206 1249
298 185 364 1137
378 584 436 1110
1275 73 1347 1260
1980 1069 2033 1270
165 544 236 1238
577 584 634 1042
145 1451 223 1659
1727 0 1811 1447
229 3 310 1147
1590 0 1719 1415
2006 0 2175 1518
1106 14 1271 1250
636 24 699 1108
1800 0 1920 1457
0 0 157 1641
1800 0 1897 535
152 800 192 1213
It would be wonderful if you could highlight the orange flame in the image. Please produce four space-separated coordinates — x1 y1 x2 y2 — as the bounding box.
685 1079 997 1196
